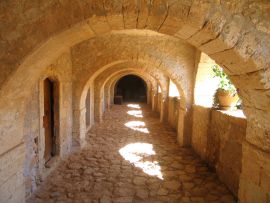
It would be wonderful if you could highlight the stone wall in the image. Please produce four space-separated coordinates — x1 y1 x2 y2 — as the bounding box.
0 49 74 201
22 51 73 200
192 105 246 196
23 85 40 198
168 97 179 130
0 144 25 203
239 141 270 202
191 106 211 160
0 1 269 202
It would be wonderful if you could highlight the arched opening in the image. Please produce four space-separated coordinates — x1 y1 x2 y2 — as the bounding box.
43 78 59 163
194 52 243 113
0 2 269 202
103 71 156 110
168 79 180 130
169 79 180 98
114 75 147 103
192 52 247 196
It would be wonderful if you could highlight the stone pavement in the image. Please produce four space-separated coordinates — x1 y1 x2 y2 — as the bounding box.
28 103 236 203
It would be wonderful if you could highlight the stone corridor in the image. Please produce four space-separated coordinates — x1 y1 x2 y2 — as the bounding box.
28 104 235 203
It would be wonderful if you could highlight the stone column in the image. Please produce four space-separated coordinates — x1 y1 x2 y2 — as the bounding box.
160 78 169 123
151 86 158 112
177 99 187 146
94 84 103 123
147 86 151 105
238 109 270 203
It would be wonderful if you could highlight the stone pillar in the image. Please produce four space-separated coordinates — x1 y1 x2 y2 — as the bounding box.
160 94 168 122
106 87 111 110
160 78 169 123
151 86 158 112
147 87 151 105
177 99 187 146
79 108 87 147
110 82 116 105
94 87 103 123
238 110 270 203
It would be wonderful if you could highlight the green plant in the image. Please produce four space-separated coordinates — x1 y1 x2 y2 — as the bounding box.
212 64 241 109
212 64 236 93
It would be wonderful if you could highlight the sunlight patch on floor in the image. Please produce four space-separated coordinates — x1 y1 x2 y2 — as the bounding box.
127 110 143 118
119 143 163 179
125 121 149 133
127 104 141 109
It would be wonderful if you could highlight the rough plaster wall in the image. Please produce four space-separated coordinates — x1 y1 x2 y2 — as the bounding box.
23 84 40 198
192 105 246 196
0 143 25 203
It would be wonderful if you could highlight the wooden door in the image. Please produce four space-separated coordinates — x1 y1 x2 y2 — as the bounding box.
52 80 59 156
43 79 54 162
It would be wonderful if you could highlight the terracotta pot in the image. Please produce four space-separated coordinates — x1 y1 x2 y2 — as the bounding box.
217 89 239 110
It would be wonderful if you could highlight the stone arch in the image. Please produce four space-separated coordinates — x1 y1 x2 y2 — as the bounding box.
72 32 193 108
105 71 157 108
75 64 166 146
0 2 270 201
92 65 168 121
105 70 187 146
108 72 152 104
107 71 161 114
96 69 156 113
194 52 219 107
74 58 182 146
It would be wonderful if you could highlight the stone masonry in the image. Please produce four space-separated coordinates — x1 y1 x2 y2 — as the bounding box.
28 104 235 203
0 1 270 202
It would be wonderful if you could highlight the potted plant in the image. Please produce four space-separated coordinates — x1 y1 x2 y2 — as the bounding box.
212 65 239 110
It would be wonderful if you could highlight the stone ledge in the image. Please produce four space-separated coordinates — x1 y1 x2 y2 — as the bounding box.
194 105 246 119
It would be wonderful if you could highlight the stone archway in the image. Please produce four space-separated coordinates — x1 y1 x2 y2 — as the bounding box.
0 2 269 202
76 66 163 147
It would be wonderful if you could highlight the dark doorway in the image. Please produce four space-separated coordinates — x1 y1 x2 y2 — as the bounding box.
43 78 59 163
115 75 147 103
85 89 90 128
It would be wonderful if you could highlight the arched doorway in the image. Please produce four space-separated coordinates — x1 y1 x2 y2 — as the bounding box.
115 75 147 103
43 78 59 163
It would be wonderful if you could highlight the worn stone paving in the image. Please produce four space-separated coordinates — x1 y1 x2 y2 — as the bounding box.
28 103 236 203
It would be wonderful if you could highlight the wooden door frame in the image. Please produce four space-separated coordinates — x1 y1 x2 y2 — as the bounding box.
39 76 60 168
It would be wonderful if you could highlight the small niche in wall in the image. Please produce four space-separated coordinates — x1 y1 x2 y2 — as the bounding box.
34 137 38 144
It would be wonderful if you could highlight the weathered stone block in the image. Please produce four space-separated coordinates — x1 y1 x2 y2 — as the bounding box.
239 142 270 203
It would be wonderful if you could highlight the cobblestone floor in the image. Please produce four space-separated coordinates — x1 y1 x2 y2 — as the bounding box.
28 103 236 203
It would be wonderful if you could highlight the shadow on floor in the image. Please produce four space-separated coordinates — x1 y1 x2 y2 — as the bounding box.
28 103 236 203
